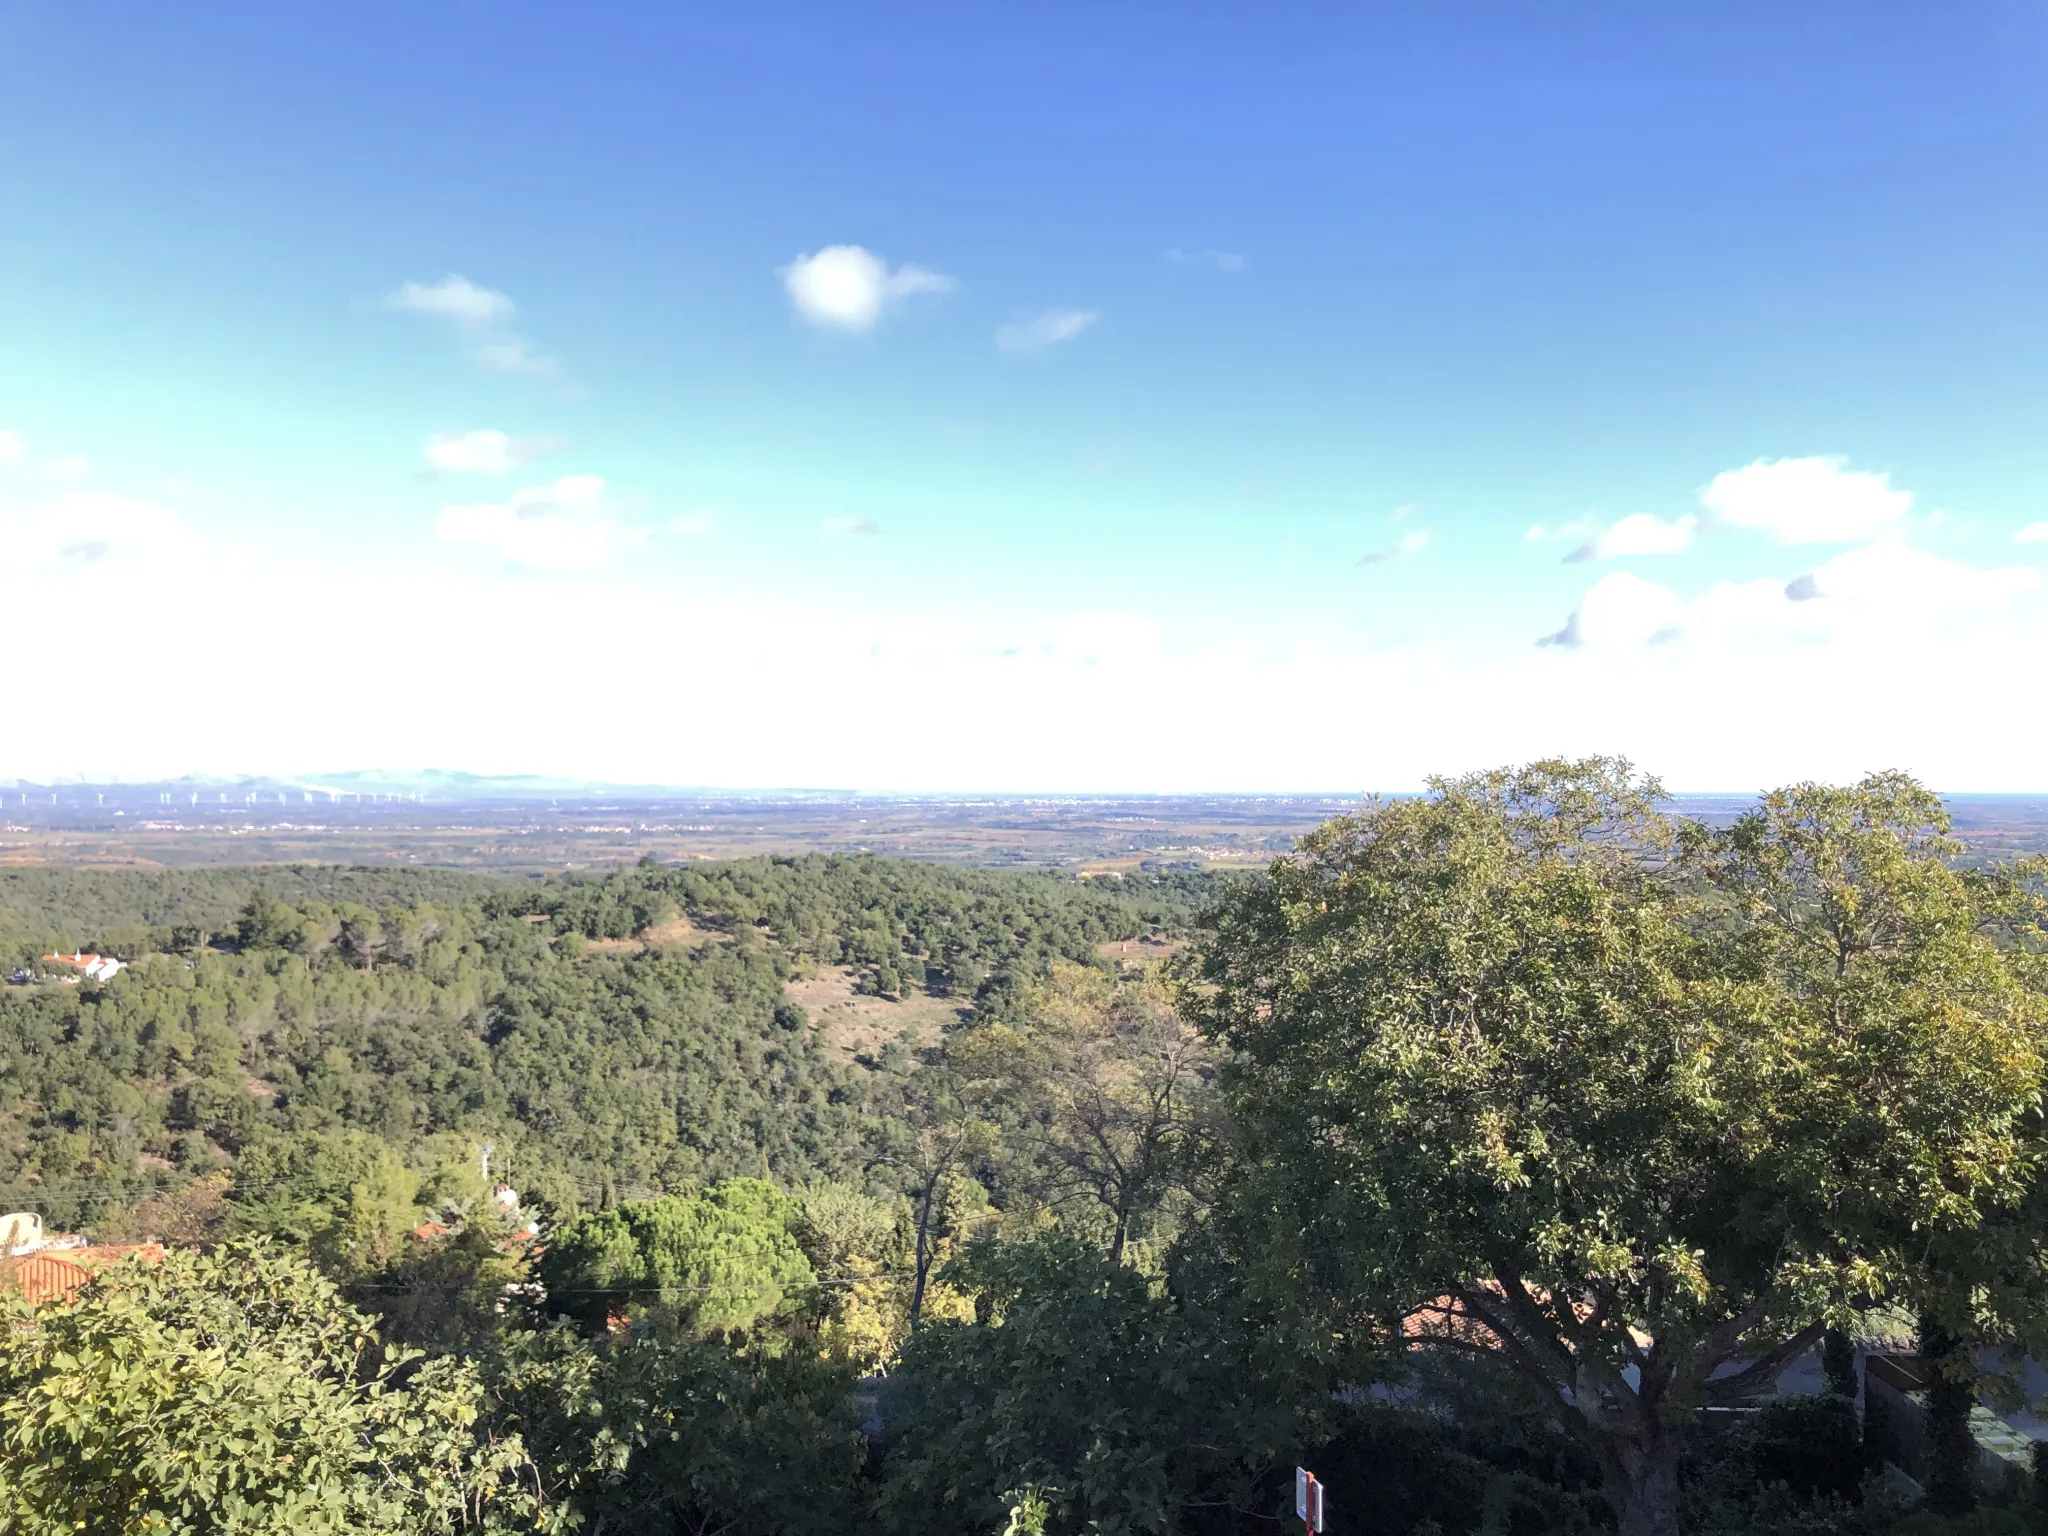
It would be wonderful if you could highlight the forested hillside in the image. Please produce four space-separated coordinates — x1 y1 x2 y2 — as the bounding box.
0 855 1200 1228
0 864 509 964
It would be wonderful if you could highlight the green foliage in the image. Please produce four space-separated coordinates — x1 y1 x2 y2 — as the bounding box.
1681 1395 1866 1535
481 1322 866 1536
0 864 507 966
796 1181 899 1275
0 1239 539 1534
1306 1399 1605 1536
875 1232 1290 1536
1886 1515 2039 1536
1196 760 2048 1536
530 853 1190 999
0 854 1209 1238
948 961 1212 1263
539 1177 817 1337
1920 1313 1980 1516
227 1128 423 1275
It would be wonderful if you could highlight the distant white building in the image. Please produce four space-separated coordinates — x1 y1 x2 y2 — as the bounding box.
1 1212 43 1256
39 951 123 982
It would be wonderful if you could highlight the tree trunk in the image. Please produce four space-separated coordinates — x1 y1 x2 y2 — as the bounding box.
1822 1328 1858 1398
1921 1312 1977 1515
1606 1439 1682 1536
908 1175 938 1328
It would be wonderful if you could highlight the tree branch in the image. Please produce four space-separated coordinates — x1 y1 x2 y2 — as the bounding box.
1688 1291 1777 1386
1444 1283 1573 1394
1487 1261 1587 1386
1699 1319 1828 1405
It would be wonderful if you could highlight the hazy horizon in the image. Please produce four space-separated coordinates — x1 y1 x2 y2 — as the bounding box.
8 769 2048 801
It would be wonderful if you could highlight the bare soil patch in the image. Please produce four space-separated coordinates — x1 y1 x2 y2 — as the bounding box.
579 917 719 958
1097 934 1186 971
642 916 705 945
784 966 966 1064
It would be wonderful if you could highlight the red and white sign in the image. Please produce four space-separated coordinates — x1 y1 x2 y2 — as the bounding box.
1295 1467 1325 1533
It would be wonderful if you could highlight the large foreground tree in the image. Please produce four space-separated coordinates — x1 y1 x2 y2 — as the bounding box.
1197 761 2048 1536
0 1241 539 1534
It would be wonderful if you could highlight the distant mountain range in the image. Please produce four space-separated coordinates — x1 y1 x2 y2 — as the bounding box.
0 771 1362 803
0 771 724 801
5 774 2046 807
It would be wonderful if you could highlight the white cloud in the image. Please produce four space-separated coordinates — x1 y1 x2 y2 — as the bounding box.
779 246 956 331
1571 512 1698 561
1543 535 2039 654
387 276 513 327
1164 248 1245 272
1701 456 1910 543
996 308 1099 352
9 504 2048 792
823 516 880 538
44 454 90 482
1540 571 1687 649
1778 535 2038 615
668 510 717 537
0 429 21 462
2015 521 2048 544
436 475 640 571
1525 517 1594 545
1542 458 2041 659
387 275 556 375
424 429 558 473
1358 529 1431 566
0 492 193 573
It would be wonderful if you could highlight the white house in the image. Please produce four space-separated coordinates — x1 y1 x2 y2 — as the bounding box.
39 951 124 982
1 1212 43 1256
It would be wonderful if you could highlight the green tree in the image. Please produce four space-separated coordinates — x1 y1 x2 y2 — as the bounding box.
876 1233 1288 1536
0 1240 538 1534
539 1177 816 1338
878 1073 992 1327
482 1322 865 1536
1820 1328 1856 1399
228 1129 424 1277
1919 1310 1978 1515
952 962 1212 1264
1196 761 2048 1536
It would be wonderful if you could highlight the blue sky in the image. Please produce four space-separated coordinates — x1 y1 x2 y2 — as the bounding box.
5 2 2048 789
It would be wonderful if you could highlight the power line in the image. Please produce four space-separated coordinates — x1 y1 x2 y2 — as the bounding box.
0 1168 904 1200
340 1270 921 1296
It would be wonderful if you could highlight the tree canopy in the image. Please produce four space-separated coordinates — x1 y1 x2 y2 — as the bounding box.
0 1240 540 1533
539 1178 817 1337
1196 761 2048 1536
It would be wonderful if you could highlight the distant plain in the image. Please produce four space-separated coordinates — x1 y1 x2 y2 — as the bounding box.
5 779 2047 873
0 779 1352 872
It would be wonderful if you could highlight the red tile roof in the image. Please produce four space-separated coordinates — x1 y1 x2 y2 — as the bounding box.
0 1244 166 1306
